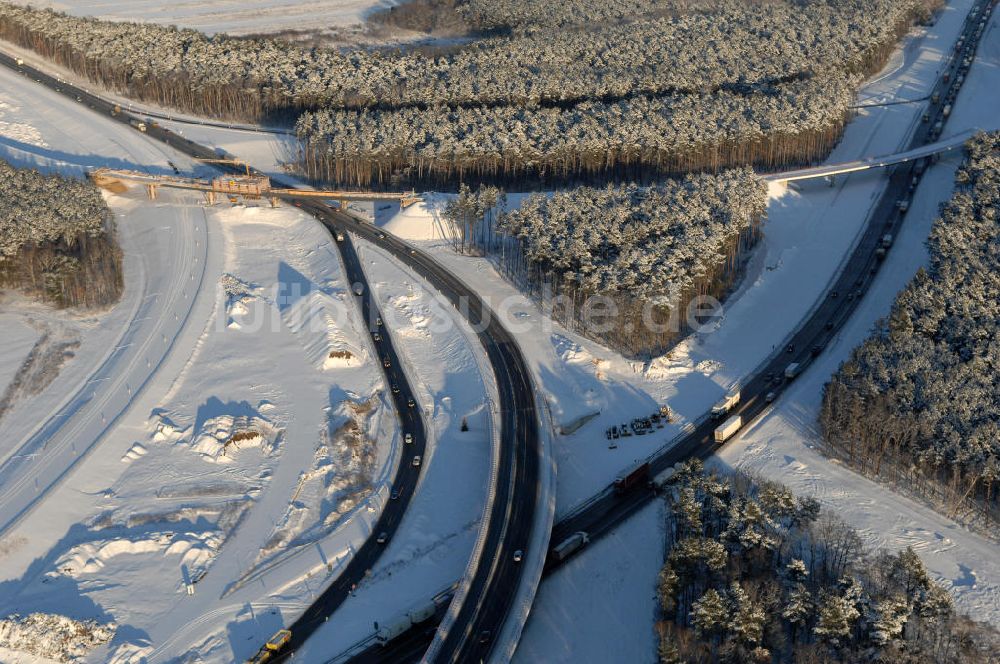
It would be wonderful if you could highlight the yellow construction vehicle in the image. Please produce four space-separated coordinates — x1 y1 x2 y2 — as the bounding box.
246 629 292 663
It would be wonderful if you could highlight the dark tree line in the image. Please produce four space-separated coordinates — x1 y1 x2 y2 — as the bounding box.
0 160 121 308
656 461 999 663
443 171 767 357
820 132 1000 534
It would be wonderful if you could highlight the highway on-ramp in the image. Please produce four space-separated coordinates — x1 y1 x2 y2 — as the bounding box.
0 48 543 663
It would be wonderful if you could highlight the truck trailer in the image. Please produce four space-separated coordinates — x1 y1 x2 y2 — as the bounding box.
552 531 590 562
614 460 651 493
714 415 743 443
711 390 740 418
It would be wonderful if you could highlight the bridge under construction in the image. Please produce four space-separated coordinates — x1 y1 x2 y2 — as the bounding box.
89 167 422 209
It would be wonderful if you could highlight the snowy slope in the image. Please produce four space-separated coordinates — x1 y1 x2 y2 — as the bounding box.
3 0 397 36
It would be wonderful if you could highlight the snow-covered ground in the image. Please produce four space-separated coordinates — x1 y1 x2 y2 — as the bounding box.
3 0 998 661
514 501 664 664
4 0 397 36
291 236 496 659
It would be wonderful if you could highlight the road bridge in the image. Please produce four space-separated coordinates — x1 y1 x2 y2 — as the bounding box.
764 128 980 182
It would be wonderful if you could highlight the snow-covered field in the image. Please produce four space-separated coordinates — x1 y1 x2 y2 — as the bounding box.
4 0 396 36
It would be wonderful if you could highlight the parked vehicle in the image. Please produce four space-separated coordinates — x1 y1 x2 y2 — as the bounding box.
714 415 743 443
551 531 590 562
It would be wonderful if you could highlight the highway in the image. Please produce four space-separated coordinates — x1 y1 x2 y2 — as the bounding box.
338 0 995 659
0 0 990 657
0 45 542 664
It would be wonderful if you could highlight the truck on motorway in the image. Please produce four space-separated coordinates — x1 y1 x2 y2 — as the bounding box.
551 531 590 562
784 362 801 380
614 459 651 493
375 599 439 645
714 415 743 443
711 390 740 418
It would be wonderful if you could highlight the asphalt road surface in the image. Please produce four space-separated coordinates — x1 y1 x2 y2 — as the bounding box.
0 49 542 663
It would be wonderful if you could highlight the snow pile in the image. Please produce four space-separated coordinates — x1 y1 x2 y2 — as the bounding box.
259 396 379 557
189 411 280 462
0 613 115 662
220 273 257 329
54 531 221 578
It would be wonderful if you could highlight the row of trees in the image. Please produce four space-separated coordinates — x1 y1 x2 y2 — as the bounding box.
656 461 999 663
0 160 121 308
820 132 1000 534
295 75 856 188
442 171 767 357
0 0 934 114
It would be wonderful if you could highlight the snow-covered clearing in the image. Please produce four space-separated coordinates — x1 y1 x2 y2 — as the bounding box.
0 40 404 664
3 0 397 36
292 236 495 659
514 501 663 664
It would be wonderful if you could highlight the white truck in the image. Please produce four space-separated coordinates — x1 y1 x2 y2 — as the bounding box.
784 362 801 380
711 390 740 418
714 414 742 443
552 531 590 562
375 599 438 645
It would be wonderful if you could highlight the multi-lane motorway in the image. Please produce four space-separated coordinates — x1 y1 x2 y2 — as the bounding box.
342 0 995 659
0 46 542 663
0 0 992 658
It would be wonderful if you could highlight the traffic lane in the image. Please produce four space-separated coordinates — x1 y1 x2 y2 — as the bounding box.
317 202 541 664
457 342 538 660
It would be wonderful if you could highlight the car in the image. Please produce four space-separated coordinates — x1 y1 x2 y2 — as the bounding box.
811 345 823 357
383 357 391 368
353 284 364 296
404 433 413 444
373 332 381 342
830 291 839 299
825 322 834 330
392 384 400 394
390 488 400 500
407 398 415 408
478 630 492 645
612 429 620 439
765 391 776 403
513 549 523 563
412 455 422 467
376 532 388 544
846 293 855 301
376 317 383 326
378 232 386 240
786 344 794 354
